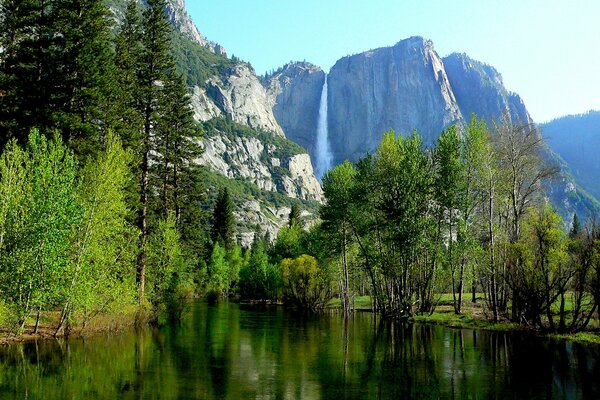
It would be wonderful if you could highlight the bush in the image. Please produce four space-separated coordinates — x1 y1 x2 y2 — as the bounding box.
281 255 332 312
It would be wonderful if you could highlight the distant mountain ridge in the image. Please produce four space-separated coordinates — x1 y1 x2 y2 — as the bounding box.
542 111 600 201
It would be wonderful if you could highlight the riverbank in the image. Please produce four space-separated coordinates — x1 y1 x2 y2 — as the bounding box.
327 295 600 345
0 306 143 346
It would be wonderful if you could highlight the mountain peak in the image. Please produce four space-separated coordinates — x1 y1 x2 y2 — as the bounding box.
161 0 226 56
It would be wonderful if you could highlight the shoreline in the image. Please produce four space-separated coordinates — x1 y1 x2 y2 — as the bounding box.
3 299 600 347
326 296 600 345
0 307 144 346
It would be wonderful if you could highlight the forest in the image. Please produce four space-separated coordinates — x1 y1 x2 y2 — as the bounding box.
0 0 599 340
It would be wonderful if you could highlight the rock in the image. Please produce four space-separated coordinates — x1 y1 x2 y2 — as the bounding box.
208 64 285 136
326 36 463 164
162 0 227 56
197 135 323 202
266 62 325 163
191 85 222 122
283 154 323 201
443 53 532 125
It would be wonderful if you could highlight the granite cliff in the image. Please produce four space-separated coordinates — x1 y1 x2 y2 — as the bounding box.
326 37 462 164
106 0 322 243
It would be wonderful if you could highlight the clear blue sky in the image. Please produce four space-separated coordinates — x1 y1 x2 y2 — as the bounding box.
187 0 600 123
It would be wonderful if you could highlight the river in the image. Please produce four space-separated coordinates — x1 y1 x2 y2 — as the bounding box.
0 301 598 399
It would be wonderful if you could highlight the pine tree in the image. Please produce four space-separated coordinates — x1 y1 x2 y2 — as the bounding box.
0 0 54 145
288 203 304 228
570 213 581 239
153 69 205 257
210 187 235 250
50 0 115 156
113 0 144 151
132 0 176 300
153 69 203 223
0 0 115 156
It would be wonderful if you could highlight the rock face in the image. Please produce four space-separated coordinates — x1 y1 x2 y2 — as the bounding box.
326 37 463 164
267 38 538 166
108 0 323 239
198 135 323 202
443 53 532 124
206 64 285 135
156 0 226 55
267 62 325 159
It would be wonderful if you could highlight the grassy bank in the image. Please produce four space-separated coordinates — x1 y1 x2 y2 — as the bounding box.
0 305 144 346
327 294 600 345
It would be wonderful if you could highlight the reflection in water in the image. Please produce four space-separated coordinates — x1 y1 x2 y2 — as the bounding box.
0 302 599 399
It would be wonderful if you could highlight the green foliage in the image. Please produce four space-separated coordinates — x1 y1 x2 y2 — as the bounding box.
281 255 332 311
0 131 79 327
147 212 188 321
169 31 235 87
271 224 304 263
511 205 570 328
207 242 230 299
0 0 115 155
239 240 280 301
288 204 303 228
66 132 138 325
210 187 236 249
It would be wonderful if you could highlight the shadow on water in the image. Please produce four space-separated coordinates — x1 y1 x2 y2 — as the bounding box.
0 301 599 399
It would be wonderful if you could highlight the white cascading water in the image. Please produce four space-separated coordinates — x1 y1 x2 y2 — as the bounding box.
315 74 333 180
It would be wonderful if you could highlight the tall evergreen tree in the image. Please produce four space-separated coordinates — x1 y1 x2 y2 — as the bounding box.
113 0 144 151
0 0 54 145
570 213 582 239
0 0 114 156
288 203 303 228
50 0 115 156
153 69 203 223
130 0 176 300
210 187 235 250
153 69 205 258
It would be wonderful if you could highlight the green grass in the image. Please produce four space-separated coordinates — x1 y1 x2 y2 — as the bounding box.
327 295 372 311
549 331 600 345
412 310 519 332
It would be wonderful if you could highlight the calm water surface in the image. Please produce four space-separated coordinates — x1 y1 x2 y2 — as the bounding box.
0 301 599 399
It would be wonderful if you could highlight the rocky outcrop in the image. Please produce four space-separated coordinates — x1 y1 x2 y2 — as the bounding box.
266 62 325 161
327 37 463 164
207 64 285 136
443 53 532 125
197 134 323 202
190 85 222 121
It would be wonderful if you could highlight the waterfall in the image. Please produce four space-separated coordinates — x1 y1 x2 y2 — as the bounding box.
315 74 333 179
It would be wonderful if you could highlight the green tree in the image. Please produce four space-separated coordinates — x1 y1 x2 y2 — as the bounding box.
210 187 235 249
207 242 229 300
434 125 465 313
58 132 138 334
0 0 54 144
0 131 79 331
239 239 280 301
50 0 115 155
321 161 357 314
288 204 304 228
511 205 570 330
281 255 332 312
570 213 581 239
147 212 186 320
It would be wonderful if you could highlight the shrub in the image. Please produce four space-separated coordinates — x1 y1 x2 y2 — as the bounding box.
281 255 332 312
